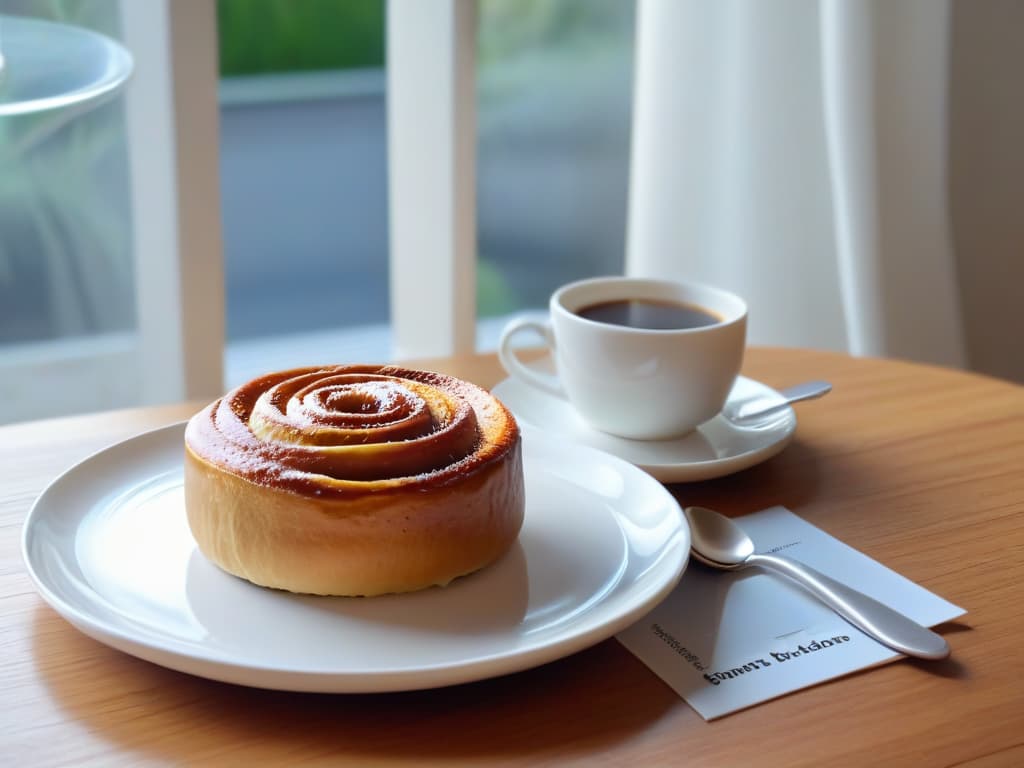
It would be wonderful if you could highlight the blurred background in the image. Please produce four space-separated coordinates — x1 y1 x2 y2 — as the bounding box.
1 0 1022 425
0 0 632 423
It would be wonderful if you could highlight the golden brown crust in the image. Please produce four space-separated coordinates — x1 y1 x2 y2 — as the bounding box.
183 365 524 596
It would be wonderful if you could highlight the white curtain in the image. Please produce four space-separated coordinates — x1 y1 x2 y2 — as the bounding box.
626 0 1017 373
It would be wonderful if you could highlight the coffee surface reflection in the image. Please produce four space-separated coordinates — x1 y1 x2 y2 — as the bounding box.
576 299 722 330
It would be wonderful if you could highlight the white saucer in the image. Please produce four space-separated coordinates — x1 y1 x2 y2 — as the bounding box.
492 365 797 483
22 423 689 693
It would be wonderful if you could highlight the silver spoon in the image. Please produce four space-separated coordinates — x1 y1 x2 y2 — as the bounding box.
683 506 950 660
728 380 832 424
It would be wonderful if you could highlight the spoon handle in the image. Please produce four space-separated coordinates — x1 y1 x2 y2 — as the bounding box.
732 380 832 422
747 553 950 660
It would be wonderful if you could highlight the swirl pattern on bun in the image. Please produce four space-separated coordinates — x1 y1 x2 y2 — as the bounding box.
184 365 524 596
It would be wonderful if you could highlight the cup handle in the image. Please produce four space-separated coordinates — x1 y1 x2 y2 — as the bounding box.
498 317 565 397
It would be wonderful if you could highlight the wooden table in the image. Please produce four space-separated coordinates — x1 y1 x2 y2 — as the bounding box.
3 347 1023 766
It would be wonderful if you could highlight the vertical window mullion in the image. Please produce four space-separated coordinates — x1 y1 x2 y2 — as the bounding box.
387 0 478 359
121 0 225 403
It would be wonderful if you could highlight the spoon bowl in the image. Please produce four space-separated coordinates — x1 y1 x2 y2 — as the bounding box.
683 505 754 566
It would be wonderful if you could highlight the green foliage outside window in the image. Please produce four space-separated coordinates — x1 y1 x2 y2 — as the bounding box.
215 0 626 76
217 0 385 76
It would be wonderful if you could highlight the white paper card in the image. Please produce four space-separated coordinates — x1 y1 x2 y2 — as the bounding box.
616 506 965 720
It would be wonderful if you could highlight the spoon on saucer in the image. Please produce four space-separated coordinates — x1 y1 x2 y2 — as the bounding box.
727 380 832 424
683 506 950 660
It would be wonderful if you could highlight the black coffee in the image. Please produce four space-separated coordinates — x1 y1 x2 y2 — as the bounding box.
576 299 722 330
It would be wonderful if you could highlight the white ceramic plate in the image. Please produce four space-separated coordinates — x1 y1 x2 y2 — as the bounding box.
22 423 689 693
492 365 797 483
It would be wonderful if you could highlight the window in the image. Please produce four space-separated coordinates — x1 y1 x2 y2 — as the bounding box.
217 0 392 384
0 0 636 423
476 0 634 339
220 0 635 379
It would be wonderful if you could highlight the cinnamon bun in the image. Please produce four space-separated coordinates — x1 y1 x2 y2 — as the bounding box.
184 365 524 596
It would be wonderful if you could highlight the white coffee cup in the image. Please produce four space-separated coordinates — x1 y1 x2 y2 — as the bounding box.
498 276 747 440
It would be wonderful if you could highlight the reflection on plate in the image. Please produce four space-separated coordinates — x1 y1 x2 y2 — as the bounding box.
492 364 797 483
22 423 689 693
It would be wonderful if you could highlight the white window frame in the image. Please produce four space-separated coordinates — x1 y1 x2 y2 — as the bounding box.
121 0 225 404
387 0 478 359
